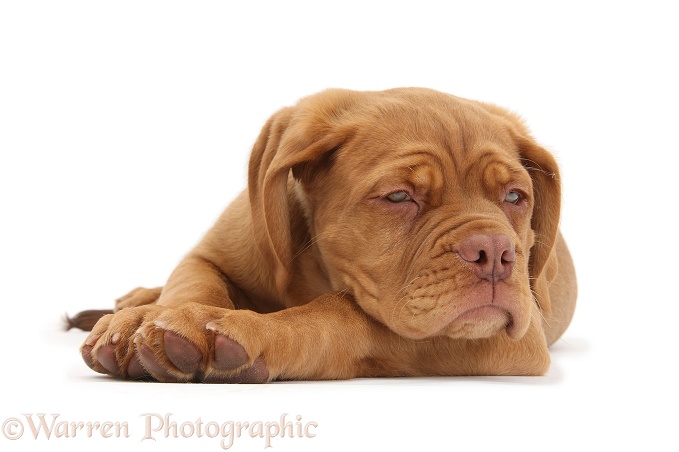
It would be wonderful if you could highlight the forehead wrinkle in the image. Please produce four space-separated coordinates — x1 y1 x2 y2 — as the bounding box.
412 101 486 190
335 118 446 176
460 148 531 195
370 150 445 192
333 97 518 198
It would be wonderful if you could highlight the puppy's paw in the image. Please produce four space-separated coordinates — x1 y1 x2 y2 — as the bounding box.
201 311 270 383
81 304 162 380
81 304 270 383
114 286 162 311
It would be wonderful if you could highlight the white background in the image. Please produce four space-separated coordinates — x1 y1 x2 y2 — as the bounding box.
1 1 677 451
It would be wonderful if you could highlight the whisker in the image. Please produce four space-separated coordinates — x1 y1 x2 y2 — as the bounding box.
519 157 556 178
290 231 330 262
396 276 422 296
530 289 551 327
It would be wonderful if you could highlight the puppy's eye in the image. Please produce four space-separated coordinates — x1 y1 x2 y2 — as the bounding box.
386 191 412 203
503 191 521 204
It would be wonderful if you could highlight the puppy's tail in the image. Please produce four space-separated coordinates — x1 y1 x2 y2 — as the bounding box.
64 310 113 331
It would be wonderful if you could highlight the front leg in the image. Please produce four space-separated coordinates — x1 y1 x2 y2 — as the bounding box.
82 292 379 382
207 292 384 381
83 291 550 382
154 254 237 309
257 295 552 379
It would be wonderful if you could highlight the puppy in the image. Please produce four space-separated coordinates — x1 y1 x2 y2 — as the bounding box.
75 88 577 382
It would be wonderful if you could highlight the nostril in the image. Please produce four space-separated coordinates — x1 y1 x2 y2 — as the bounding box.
476 250 488 265
501 248 516 264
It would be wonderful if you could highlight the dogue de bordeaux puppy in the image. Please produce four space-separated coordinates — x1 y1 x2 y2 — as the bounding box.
73 87 577 382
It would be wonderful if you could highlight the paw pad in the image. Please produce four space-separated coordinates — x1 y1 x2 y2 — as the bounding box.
163 331 202 374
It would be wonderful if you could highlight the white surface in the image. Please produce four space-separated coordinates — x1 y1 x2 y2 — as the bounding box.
1 1 677 451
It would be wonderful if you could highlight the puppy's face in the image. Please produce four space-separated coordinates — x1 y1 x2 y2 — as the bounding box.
292 90 555 341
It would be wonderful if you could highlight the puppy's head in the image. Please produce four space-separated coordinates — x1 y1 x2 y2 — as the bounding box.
250 88 560 341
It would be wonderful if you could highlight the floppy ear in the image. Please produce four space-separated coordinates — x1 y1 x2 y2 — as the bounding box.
247 94 352 293
513 133 562 312
482 101 562 314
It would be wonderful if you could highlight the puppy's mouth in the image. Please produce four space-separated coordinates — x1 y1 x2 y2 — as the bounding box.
384 285 528 341
440 304 516 340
